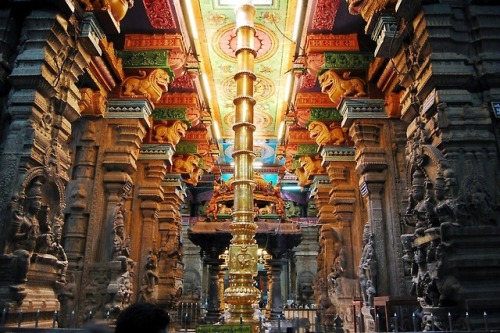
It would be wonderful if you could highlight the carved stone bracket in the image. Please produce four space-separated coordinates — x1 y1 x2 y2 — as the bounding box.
310 175 335 223
105 98 153 128
139 144 175 165
80 13 105 57
339 98 387 128
371 15 401 58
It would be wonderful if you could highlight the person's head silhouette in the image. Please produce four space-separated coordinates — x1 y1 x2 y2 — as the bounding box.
115 302 170 333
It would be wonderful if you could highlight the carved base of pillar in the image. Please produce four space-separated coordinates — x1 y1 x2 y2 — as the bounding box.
0 255 60 327
361 306 376 333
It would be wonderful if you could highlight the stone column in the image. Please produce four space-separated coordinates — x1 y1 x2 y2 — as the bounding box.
267 258 285 320
99 100 152 262
205 258 224 323
135 146 171 303
157 174 186 309
0 7 95 326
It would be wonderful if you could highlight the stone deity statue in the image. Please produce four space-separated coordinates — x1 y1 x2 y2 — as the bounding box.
112 209 131 260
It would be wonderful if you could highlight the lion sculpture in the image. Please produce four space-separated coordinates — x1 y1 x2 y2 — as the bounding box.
154 120 188 145
318 70 366 107
172 154 200 175
122 69 171 104
299 155 325 176
295 167 313 188
285 201 302 217
308 121 346 146
345 0 398 21
217 203 232 215
184 167 204 186
259 203 275 215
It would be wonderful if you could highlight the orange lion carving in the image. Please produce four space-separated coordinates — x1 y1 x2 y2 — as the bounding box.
308 121 346 146
318 70 366 107
172 154 200 175
153 120 188 145
295 167 313 188
122 69 171 104
184 167 204 186
299 155 325 176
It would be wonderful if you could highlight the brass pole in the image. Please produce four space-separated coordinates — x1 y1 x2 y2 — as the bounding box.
224 0 261 328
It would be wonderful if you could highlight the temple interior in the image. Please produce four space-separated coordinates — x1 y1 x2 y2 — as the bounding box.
1 0 500 332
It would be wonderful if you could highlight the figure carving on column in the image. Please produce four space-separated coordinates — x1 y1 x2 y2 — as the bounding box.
359 224 377 307
107 203 135 313
11 178 45 253
405 169 438 234
121 69 171 104
434 170 460 225
50 217 69 284
112 206 131 261
329 243 346 295
138 250 159 303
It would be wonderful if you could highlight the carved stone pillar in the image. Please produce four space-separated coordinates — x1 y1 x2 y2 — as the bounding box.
157 174 186 309
135 147 171 304
267 258 285 320
100 100 151 262
205 258 224 323
0 7 95 326
323 160 359 332
293 225 319 307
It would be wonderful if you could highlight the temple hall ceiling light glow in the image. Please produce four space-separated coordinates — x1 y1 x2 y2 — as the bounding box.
185 0 198 40
202 73 212 100
292 0 304 42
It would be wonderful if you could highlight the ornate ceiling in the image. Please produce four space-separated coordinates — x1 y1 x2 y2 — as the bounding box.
116 0 369 185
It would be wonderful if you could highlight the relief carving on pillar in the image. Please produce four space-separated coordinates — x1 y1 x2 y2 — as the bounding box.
3 165 68 307
314 225 341 328
401 114 497 327
359 223 377 307
105 199 135 315
138 249 159 304
79 88 106 116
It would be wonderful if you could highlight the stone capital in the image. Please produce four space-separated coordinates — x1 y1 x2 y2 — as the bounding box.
359 173 386 197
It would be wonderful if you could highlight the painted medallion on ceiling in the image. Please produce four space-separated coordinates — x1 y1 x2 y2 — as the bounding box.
214 23 278 63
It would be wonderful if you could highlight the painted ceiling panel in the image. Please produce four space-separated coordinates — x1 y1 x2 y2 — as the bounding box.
198 0 293 139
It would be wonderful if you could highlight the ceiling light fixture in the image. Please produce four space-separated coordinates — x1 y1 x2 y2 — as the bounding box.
185 0 199 40
281 185 302 191
277 121 285 141
213 120 221 141
283 72 294 102
292 0 304 42
202 72 212 100
230 161 262 168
